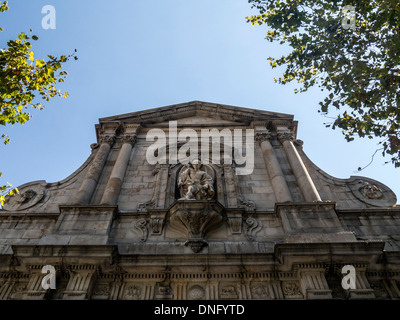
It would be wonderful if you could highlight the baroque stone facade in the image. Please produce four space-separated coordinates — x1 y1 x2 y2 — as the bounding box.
0 101 399 300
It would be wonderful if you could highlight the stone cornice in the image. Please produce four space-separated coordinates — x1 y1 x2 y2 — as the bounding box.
273 241 385 266
98 101 295 125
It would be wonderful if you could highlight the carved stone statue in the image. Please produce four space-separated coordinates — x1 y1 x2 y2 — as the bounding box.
177 160 215 200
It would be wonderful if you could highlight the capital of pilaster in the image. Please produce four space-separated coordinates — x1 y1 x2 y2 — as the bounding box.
277 132 294 144
255 132 272 144
121 134 137 146
99 134 116 146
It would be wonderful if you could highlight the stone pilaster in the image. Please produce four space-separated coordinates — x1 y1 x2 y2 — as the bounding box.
0 279 14 300
206 281 219 300
173 282 187 300
278 132 321 202
348 266 375 299
381 279 400 299
22 268 47 300
63 265 97 300
298 267 332 299
255 132 292 203
109 277 122 300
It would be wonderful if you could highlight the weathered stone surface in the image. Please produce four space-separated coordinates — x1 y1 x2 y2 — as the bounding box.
0 101 399 300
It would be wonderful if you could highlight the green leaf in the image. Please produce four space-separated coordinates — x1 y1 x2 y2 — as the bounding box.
18 32 28 40
36 59 45 68
247 0 400 167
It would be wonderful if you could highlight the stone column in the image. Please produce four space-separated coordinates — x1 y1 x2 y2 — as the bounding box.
278 132 321 202
100 134 137 205
255 132 292 203
73 134 115 205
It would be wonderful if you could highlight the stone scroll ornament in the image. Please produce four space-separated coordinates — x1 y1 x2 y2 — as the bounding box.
245 218 259 241
177 160 215 200
133 219 148 242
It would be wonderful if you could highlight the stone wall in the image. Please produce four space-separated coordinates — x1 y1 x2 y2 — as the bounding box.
0 101 398 300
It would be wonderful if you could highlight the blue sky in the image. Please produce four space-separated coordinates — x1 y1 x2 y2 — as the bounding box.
1 0 399 201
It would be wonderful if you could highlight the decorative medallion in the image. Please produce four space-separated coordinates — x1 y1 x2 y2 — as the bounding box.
348 178 396 207
2 185 45 211
188 285 205 299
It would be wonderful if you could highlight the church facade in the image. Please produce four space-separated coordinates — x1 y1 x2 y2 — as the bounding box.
0 101 399 300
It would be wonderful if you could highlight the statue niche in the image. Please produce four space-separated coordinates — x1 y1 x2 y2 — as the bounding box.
177 160 215 201
169 160 222 253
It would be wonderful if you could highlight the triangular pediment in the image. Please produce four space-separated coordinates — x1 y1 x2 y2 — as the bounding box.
95 101 298 141
98 101 294 125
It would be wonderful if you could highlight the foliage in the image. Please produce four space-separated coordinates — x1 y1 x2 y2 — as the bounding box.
0 1 76 206
246 0 400 168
